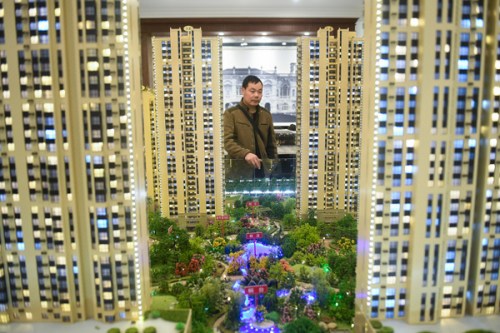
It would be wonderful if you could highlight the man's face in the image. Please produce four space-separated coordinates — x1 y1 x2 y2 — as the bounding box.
241 82 263 107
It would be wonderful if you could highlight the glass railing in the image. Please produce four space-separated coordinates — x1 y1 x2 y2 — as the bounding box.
224 157 296 193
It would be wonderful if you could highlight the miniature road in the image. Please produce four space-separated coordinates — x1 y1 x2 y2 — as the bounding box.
213 313 227 333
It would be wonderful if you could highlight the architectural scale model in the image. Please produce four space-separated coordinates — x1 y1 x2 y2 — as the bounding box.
356 0 500 328
0 0 150 323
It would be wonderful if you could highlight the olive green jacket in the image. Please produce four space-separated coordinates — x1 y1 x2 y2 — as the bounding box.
223 102 277 179
223 102 277 160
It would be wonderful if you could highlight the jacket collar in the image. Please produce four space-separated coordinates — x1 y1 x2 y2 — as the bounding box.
238 99 260 114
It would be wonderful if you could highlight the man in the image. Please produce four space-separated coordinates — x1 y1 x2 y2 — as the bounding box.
224 75 277 178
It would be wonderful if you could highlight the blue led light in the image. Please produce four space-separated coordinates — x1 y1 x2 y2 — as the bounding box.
45 129 56 140
38 20 49 31
97 219 108 228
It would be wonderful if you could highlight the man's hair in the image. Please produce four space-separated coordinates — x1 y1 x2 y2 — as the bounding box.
242 75 262 88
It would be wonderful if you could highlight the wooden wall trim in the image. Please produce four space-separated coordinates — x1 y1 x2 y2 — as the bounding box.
141 17 357 36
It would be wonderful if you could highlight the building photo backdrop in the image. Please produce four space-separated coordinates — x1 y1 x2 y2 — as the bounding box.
222 44 297 128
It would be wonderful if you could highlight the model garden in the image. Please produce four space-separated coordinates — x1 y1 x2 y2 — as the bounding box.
147 194 358 333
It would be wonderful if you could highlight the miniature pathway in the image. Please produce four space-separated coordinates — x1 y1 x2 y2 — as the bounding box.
212 313 227 333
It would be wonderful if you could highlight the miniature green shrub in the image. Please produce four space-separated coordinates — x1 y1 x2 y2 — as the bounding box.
125 327 139 333
377 327 394 333
175 322 185 331
370 320 383 329
265 311 280 323
143 327 157 333
149 310 161 319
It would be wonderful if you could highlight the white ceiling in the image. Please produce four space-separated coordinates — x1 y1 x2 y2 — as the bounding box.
139 0 364 19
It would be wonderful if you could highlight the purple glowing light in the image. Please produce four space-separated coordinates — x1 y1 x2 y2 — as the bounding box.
240 323 281 333
302 290 317 305
242 242 282 261
276 289 290 298
357 237 370 252
356 291 368 299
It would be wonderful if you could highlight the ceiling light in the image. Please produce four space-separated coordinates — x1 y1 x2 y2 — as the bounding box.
240 42 248 46
218 32 225 36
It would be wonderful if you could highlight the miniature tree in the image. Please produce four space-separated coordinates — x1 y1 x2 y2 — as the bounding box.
279 258 294 272
258 256 269 270
281 235 297 258
227 250 245 275
255 305 267 323
335 236 356 254
224 292 244 331
283 317 321 333
304 305 316 320
288 287 306 312
281 303 294 324
269 261 295 289
213 236 226 249
265 311 280 324
199 278 225 315
299 266 310 283
249 255 258 270
289 224 320 249
175 262 188 277
310 268 332 308
148 212 191 279
332 214 357 242
261 287 279 313
187 257 200 273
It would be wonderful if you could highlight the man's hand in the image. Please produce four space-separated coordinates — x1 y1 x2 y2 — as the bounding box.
244 153 262 169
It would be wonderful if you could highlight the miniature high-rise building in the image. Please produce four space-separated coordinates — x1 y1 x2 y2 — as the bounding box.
357 0 500 327
142 87 160 208
296 27 363 220
0 0 150 323
151 27 224 229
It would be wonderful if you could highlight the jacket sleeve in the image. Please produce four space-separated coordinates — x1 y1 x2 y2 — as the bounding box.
224 110 250 159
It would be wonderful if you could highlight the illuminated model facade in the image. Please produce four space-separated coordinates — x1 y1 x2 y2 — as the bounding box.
296 27 363 219
0 0 150 324
142 87 159 207
357 0 500 327
151 27 224 228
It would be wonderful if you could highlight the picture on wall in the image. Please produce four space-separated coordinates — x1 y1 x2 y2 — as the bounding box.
222 40 297 130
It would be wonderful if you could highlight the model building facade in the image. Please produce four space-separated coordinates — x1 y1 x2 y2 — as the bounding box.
151 27 224 228
0 0 150 323
296 27 363 220
357 0 500 327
